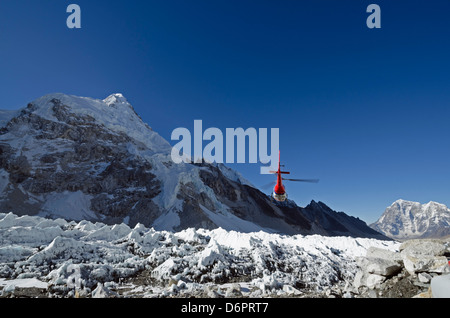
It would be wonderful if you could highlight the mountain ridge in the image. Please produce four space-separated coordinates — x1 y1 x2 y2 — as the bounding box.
370 199 450 240
0 93 388 239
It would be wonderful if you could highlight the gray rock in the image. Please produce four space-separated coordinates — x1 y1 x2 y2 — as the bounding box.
92 283 118 298
0 283 16 297
400 239 449 275
353 269 386 289
418 272 432 283
366 246 402 263
400 239 446 257
205 285 222 298
366 273 386 289
368 289 378 298
225 283 242 297
356 254 402 277
367 258 402 277
402 254 449 275
353 270 366 289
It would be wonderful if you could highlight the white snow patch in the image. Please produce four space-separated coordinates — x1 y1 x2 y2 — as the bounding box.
39 190 96 221
199 205 272 234
0 278 47 289
152 207 181 231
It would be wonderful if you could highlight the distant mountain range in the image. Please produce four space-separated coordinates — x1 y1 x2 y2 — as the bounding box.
0 93 387 239
370 199 450 240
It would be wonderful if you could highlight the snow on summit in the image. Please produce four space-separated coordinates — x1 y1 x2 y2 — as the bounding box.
29 93 171 153
370 199 450 239
103 93 130 106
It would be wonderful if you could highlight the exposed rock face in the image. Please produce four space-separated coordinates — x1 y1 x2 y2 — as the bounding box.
301 201 388 238
0 93 386 238
370 199 450 240
0 96 163 226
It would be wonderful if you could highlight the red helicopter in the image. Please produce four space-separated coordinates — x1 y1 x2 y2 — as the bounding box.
267 151 319 202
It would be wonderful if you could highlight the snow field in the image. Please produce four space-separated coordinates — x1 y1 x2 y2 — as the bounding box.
0 212 400 297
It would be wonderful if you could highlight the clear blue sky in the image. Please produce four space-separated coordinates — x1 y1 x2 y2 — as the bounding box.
1 0 450 224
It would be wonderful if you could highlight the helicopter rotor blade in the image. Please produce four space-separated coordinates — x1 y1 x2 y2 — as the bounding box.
282 178 319 183
260 181 276 190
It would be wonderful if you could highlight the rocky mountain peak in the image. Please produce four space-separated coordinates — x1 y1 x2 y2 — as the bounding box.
370 199 450 240
103 93 130 106
306 200 332 211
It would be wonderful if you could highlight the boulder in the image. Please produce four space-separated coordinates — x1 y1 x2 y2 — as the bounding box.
399 239 446 257
400 239 449 275
418 272 432 284
92 283 118 298
353 270 365 289
402 254 449 275
352 240 450 298
353 247 403 290
356 255 402 277
225 283 242 297
205 285 221 298
367 258 402 277
353 269 386 290
366 273 386 289
366 246 402 263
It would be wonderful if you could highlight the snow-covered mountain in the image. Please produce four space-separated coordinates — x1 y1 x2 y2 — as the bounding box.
0 93 386 239
370 199 450 240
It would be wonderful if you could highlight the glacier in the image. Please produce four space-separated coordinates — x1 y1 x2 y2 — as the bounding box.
0 212 399 298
